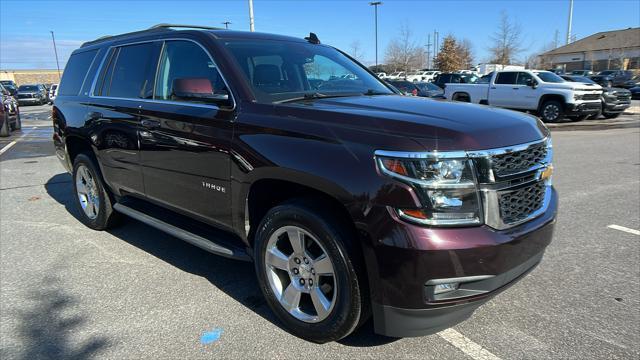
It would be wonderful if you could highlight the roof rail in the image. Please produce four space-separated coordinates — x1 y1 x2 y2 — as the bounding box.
149 23 226 31
81 24 225 48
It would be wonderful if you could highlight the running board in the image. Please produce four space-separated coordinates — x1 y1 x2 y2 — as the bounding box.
113 203 252 262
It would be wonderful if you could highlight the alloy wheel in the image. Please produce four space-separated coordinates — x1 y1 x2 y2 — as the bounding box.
75 164 100 219
543 104 560 121
264 225 337 323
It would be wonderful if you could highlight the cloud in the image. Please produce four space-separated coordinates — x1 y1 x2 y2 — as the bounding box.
0 36 84 70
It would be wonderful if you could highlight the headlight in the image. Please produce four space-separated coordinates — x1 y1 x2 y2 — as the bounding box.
376 154 482 226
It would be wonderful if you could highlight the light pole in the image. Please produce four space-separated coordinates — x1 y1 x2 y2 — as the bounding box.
50 31 61 81
369 2 382 69
222 21 231 29
566 0 574 45
248 0 255 32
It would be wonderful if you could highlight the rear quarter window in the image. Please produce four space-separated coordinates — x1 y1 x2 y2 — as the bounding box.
58 49 98 96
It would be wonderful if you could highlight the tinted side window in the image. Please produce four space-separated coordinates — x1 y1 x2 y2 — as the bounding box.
58 49 98 96
104 42 155 98
154 40 229 105
516 72 533 85
495 72 517 84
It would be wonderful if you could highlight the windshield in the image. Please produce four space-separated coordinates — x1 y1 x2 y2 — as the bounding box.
598 70 616 76
18 85 39 91
223 40 393 103
533 71 565 83
416 82 442 92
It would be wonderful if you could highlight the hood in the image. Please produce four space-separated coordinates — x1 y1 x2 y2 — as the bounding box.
283 95 548 151
546 81 602 91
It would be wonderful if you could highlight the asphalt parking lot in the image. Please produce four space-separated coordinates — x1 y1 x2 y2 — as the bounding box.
1 104 639 359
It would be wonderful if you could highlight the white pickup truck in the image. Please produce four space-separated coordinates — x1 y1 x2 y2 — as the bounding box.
444 70 603 122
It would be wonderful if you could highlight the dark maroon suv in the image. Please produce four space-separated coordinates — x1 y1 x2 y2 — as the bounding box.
52 25 557 343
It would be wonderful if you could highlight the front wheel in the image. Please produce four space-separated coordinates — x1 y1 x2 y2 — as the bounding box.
72 153 121 230
540 101 563 122
254 200 366 343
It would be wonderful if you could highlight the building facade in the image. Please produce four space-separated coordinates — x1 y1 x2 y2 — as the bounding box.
539 27 640 72
0 69 62 86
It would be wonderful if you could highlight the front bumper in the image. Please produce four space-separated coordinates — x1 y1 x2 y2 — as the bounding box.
603 101 631 114
565 102 600 115
18 98 42 104
365 188 557 337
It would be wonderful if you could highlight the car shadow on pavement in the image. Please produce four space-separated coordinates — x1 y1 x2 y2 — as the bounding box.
44 173 398 347
7 275 110 360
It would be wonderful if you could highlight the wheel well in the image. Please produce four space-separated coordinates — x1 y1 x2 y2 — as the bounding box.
246 179 356 247
452 92 471 102
538 94 565 111
65 136 93 165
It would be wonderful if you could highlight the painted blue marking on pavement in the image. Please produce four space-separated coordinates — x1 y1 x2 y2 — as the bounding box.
201 328 223 345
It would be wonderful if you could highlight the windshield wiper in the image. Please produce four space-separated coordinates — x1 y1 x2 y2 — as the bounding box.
363 89 392 96
275 92 360 104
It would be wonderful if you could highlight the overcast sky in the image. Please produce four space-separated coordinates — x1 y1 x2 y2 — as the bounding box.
1 0 639 70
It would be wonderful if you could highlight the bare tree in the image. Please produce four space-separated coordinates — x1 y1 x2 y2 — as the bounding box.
488 11 523 65
349 40 365 63
384 24 424 72
456 38 475 69
525 42 556 69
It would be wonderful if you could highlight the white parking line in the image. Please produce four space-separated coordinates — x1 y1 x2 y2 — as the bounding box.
607 224 640 236
438 328 502 360
0 128 35 156
0 141 17 155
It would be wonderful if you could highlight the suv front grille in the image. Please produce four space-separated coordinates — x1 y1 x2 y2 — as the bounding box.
498 181 546 225
490 142 547 177
617 94 631 101
582 93 600 101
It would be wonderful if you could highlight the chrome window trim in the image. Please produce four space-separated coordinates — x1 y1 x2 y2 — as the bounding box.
87 37 237 112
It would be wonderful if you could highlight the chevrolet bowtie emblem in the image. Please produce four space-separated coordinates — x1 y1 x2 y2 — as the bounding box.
540 165 554 181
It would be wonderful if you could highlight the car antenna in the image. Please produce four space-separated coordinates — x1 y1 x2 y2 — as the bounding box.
305 33 321 44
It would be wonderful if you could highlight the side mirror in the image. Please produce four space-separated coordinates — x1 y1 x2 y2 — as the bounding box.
171 78 230 105
526 79 538 88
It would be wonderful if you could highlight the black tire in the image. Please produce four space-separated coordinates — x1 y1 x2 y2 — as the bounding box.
13 112 21 130
254 200 366 343
0 112 10 137
539 100 563 122
603 112 621 119
453 93 470 102
72 153 121 230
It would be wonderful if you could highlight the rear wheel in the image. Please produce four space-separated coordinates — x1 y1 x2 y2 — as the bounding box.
72 153 120 230
452 93 470 102
540 100 563 122
254 200 365 343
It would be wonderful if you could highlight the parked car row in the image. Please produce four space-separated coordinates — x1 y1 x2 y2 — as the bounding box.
0 80 59 106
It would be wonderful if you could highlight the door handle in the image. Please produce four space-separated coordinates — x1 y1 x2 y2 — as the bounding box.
141 119 161 129
490 87 496 89
512 87 520 90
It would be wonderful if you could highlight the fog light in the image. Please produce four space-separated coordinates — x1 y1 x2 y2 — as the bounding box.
433 283 459 295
